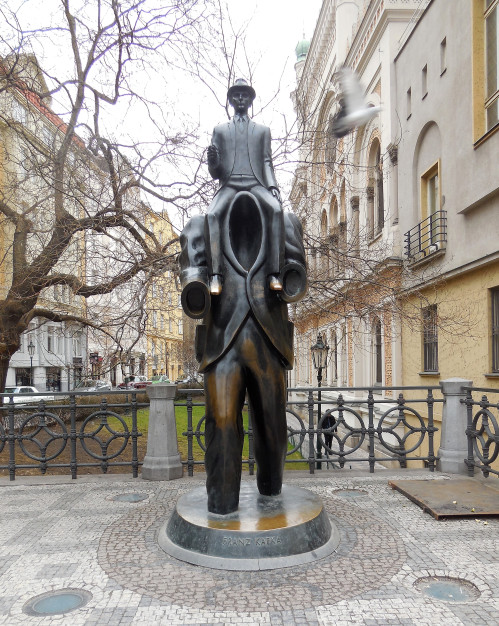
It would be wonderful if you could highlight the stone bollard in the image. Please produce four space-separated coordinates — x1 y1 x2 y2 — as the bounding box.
142 383 183 480
437 378 473 475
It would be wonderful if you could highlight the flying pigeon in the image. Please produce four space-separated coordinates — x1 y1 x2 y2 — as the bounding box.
330 66 382 138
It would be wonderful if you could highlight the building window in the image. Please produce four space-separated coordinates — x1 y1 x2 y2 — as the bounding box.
406 87 412 118
56 331 63 354
375 147 384 232
492 287 499 372
472 0 499 138
42 125 53 147
367 140 384 237
73 332 82 357
178 319 183 335
422 305 438 372
47 326 55 352
153 311 157 328
420 161 441 245
373 317 383 385
330 330 338 384
13 100 27 124
440 37 447 74
422 64 428 98
486 0 499 130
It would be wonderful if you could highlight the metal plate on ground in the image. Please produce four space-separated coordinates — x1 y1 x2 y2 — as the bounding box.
389 478 499 519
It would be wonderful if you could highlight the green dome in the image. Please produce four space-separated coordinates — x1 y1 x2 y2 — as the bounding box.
295 39 310 62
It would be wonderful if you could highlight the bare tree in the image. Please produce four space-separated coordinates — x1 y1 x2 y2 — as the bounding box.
0 0 218 390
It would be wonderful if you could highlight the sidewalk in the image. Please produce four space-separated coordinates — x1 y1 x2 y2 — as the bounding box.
0 469 498 625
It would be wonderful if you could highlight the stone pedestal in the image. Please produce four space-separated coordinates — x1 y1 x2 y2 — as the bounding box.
142 383 183 481
437 378 473 475
159 483 339 570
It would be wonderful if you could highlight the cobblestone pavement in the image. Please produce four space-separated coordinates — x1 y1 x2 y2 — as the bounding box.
0 470 498 625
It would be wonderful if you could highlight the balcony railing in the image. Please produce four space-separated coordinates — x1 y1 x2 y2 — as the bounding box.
404 211 447 262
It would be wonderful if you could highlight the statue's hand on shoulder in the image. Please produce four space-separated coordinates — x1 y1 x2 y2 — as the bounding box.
207 144 220 167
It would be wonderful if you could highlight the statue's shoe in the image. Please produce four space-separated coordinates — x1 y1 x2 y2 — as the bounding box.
269 276 283 291
209 275 223 295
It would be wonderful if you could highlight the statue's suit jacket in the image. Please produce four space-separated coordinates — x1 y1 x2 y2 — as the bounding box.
179 204 306 373
208 119 278 190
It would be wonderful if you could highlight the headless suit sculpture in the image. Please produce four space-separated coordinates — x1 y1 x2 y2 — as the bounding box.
179 79 307 515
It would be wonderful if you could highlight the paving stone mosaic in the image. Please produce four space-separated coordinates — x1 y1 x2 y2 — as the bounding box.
0 471 497 625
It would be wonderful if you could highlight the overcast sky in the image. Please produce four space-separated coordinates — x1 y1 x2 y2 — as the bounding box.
10 0 324 219
223 0 322 115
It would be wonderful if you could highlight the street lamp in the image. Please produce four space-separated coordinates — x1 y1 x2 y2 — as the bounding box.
27 339 35 386
311 333 329 470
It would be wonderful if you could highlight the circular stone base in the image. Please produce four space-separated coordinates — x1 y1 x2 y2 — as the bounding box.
159 483 340 570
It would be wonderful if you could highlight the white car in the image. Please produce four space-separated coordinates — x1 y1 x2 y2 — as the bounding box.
74 380 112 392
2 386 54 404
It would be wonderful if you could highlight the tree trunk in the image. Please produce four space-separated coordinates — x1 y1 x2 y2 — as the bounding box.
0 354 11 395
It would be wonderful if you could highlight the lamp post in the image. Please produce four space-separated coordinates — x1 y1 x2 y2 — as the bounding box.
311 333 329 470
27 339 35 386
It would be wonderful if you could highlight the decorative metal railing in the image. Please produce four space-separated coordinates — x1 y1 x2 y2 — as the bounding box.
464 387 499 477
404 210 447 261
1 386 442 479
0 391 144 480
179 386 442 476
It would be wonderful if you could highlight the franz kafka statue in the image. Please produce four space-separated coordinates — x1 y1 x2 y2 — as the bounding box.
179 79 307 515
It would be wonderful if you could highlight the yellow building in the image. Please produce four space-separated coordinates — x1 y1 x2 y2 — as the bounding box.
145 210 184 381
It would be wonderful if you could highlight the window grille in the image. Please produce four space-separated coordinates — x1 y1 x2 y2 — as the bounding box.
422 305 438 372
492 288 499 372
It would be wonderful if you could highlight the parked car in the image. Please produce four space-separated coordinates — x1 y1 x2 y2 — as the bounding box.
151 375 171 384
74 380 112 392
117 375 151 390
175 375 202 384
2 386 54 404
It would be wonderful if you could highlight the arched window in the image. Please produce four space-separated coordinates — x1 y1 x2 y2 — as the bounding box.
320 210 329 275
373 317 383 385
321 209 328 237
367 139 384 237
330 329 338 385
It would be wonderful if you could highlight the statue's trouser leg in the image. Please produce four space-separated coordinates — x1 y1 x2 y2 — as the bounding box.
204 344 247 515
205 187 237 276
204 316 287 514
244 324 287 496
250 186 285 276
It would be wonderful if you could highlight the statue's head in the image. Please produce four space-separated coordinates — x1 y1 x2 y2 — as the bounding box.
227 78 256 115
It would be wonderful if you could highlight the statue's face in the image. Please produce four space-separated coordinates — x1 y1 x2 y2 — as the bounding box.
229 90 253 115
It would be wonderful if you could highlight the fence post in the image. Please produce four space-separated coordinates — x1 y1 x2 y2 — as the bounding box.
437 378 473 475
142 383 183 480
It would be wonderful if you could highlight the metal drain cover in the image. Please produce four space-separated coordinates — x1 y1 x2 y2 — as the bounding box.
333 489 368 498
23 589 92 616
414 576 480 603
114 493 148 503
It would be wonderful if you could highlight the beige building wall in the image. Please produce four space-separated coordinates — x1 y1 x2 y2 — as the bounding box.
394 0 499 470
290 0 427 394
395 0 499 391
145 211 183 381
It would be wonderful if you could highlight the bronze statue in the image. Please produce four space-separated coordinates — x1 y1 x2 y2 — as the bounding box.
179 79 307 515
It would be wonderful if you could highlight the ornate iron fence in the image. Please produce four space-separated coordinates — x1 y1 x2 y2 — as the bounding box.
0 391 145 480
178 386 442 476
1 385 442 479
464 387 499 477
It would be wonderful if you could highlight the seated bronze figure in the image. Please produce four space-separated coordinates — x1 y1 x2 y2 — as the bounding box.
179 79 307 515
